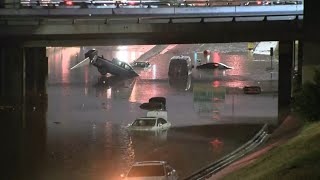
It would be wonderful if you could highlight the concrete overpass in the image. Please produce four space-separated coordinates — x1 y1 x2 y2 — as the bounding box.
0 4 303 46
0 3 303 115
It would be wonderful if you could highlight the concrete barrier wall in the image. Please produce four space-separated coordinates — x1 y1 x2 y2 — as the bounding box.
235 5 298 14
174 6 235 14
113 7 174 15
48 8 113 15
0 5 302 16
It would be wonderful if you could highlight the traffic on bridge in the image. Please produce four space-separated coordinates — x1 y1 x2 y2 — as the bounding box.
15 0 303 8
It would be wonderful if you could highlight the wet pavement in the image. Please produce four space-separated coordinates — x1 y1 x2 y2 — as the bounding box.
32 43 278 180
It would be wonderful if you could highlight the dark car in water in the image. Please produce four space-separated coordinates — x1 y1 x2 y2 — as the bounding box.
168 56 193 77
196 62 233 70
132 61 151 68
243 86 262 94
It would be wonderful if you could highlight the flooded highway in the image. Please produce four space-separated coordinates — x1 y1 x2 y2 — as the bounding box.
41 43 278 180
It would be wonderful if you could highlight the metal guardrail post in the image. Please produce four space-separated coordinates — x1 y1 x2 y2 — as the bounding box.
184 124 269 180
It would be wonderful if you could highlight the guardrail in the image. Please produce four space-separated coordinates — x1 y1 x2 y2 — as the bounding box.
0 0 303 9
184 124 269 180
0 5 303 17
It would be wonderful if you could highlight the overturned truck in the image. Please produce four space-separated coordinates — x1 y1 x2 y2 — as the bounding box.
71 49 139 77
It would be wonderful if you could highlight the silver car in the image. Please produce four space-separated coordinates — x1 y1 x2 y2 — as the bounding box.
121 161 178 180
127 117 171 131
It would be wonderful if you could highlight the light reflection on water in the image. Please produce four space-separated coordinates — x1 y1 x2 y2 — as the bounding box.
45 44 277 180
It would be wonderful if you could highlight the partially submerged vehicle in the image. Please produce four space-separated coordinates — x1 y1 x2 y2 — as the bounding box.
169 74 192 91
121 161 178 180
196 62 233 70
127 116 171 131
131 61 151 68
243 86 262 94
127 97 171 131
168 56 193 77
70 49 139 77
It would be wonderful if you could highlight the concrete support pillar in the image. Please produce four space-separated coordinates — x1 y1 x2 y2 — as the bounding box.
278 41 294 111
22 47 48 180
0 47 48 122
302 1 320 84
297 41 303 88
0 47 24 104
0 46 48 180
25 47 48 112
302 42 320 83
0 46 24 180
304 0 320 41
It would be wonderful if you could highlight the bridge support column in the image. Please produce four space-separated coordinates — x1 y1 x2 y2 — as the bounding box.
0 47 24 107
302 42 320 83
0 47 47 180
25 47 48 112
23 47 48 180
296 41 303 88
303 0 320 83
0 47 24 180
278 41 294 112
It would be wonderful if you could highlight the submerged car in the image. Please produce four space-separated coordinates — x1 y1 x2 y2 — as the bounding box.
132 61 151 68
128 97 170 131
70 49 139 77
121 161 178 180
168 55 193 77
243 86 262 94
127 116 171 131
196 62 233 70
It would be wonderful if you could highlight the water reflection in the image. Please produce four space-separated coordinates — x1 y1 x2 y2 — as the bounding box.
128 130 169 156
193 83 226 119
95 76 137 99
168 75 192 91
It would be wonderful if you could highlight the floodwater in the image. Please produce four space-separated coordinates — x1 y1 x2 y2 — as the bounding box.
35 43 277 180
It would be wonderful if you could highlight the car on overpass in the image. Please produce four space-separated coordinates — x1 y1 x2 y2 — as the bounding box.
120 161 178 180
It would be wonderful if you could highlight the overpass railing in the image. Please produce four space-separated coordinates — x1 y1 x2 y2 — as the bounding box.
0 4 303 18
184 124 269 180
0 0 303 9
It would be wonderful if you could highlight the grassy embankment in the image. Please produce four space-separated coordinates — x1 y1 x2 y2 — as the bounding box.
222 122 320 180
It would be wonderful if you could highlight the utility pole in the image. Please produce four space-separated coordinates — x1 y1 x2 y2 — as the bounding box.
270 47 274 70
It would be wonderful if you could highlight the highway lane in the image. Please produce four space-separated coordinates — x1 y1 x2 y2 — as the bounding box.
40 43 278 179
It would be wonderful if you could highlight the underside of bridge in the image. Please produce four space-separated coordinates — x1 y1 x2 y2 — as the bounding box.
1 20 303 46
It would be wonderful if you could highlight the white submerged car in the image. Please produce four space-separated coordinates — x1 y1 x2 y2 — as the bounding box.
127 115 171 131
128 97 171 131
121 161 178 180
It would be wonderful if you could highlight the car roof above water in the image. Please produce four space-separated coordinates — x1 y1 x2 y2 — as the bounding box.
133 161 167 166
136 117 158 120
170 55 191 61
